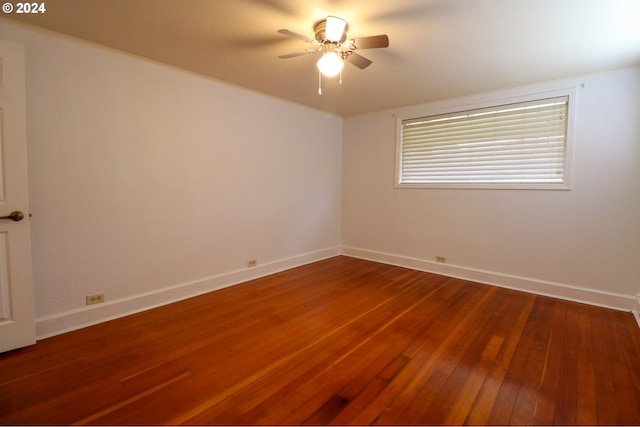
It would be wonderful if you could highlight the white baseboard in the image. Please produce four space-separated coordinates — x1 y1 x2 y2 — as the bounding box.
341 246 637 313
35 246 341 339
36 246 638 339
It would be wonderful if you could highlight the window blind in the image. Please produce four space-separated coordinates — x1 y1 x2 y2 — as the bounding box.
399 96 569 186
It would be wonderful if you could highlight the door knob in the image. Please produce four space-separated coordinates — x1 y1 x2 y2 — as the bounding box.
0 211 25 222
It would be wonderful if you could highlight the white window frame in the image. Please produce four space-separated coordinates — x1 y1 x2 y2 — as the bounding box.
395 88 576 190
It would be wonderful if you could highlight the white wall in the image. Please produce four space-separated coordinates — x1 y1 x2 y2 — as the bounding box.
0 22 343 337
342 68 640 310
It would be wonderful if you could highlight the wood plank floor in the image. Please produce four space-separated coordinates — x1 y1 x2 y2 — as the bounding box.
1 256 640 425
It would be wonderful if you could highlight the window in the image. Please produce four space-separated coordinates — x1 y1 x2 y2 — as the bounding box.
396 90 574 189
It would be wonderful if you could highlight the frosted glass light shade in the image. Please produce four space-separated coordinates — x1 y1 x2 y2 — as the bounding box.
325 16 347 42
317 52 344 77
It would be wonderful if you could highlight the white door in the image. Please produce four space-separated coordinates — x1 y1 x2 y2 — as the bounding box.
0 40 35 352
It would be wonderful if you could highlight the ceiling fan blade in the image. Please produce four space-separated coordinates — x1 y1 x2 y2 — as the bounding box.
277 29 314 43
346 52 373 69
352 34 389 49
278 52 308 59
278 51 318 59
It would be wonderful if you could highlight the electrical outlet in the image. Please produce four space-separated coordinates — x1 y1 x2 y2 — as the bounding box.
86 293 105 305
247 259 258 268
435 256 447 263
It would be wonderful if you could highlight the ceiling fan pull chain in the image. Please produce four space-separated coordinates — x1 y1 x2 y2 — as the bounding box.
339 70 343 85
318 70 322 95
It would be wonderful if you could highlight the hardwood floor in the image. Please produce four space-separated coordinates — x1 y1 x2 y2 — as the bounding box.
1 256 639 425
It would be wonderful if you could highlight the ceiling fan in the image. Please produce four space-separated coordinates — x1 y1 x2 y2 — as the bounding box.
277 16 389 93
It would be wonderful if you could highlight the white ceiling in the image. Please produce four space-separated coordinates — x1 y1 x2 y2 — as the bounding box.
3 0 639 116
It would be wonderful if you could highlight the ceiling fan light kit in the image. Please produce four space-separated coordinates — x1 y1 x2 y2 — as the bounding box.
278 16 389 95
317 48 344 77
